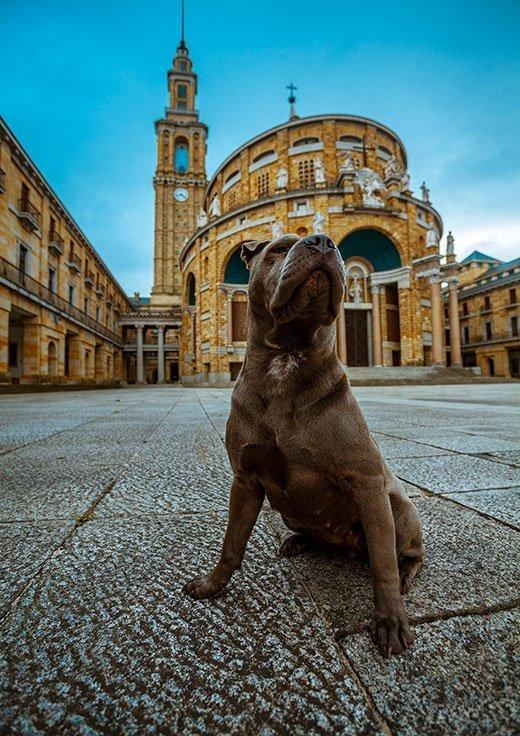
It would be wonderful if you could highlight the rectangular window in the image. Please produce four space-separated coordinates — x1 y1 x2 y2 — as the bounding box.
177 101 187 109
462 302 468 316
257 172 270 197
84 297 89 314
96 307 100 323
295 199 308 213
48 267 56 293
484 295 491 311
298 159 315 188
20 182 29 208
68 284 74 305
510 288 517 305
18 244 28 276
463 325 469 343
232 300 248 342
512 316 518 337
177 84 187 98
485 321 492 341
49 217 56 236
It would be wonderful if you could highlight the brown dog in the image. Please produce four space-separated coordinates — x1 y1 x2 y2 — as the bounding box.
184 233 424 657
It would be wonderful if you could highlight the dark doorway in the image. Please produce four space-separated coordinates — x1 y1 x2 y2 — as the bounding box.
509 350 520 378
170 361 179 382
345 310 369 366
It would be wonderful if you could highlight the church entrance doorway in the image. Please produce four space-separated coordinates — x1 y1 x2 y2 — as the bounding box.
345 310 369 366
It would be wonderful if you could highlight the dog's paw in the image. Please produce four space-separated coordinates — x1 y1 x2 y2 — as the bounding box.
183 575 227 600
371 611 414 657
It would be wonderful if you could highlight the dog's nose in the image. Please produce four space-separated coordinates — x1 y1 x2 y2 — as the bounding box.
301 234 336 253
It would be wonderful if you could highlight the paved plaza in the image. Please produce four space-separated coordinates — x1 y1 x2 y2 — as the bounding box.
1 383 519 735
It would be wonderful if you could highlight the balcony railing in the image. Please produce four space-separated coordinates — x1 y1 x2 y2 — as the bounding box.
0 169 5 193
66 253 82 273
0 255 122 345
17 198 41 231
48 230 65 256
95 283 106 297
85 270 95 287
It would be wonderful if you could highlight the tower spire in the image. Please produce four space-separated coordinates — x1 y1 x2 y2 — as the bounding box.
286 83 298 121
179 0 187 50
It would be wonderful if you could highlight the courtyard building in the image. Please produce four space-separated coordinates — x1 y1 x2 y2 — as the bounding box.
0 118 131 386
144 38 464 386
448 251 520 378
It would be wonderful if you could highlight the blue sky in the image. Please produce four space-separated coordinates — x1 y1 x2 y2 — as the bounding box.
2 0 519 293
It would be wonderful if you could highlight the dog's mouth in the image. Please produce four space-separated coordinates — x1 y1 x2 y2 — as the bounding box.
270 268 336 325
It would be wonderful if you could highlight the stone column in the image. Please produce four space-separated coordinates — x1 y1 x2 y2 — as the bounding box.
336 291 347 365
136 325 145 384
448 280 462 368
157 326 165 383
429 275 444 366
370 285 383 367
227 291 234 344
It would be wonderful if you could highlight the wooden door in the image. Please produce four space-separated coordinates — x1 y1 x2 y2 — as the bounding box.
345 310 369 366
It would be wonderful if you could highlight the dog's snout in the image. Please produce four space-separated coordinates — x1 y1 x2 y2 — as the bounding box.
301 234 336 253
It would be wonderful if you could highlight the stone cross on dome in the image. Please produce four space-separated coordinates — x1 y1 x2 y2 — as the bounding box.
286 83 299 120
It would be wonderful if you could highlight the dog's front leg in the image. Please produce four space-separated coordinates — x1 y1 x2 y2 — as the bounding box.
184 477 264 599
356 484 414 657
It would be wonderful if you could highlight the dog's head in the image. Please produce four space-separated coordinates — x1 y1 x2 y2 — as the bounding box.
241 233 346 337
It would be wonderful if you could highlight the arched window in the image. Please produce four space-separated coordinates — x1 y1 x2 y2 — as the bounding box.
296 227 308 237
338 229 401 272
232 292 248 342
186 272 196 306
48 341 57 376
377 145 393 161
338 135 364 151
293 137 320 147
174 137 189 173
203 256 209 282
252 149 275 164
224 246 249 284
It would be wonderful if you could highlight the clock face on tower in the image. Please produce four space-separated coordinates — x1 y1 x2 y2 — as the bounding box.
174 187 189 202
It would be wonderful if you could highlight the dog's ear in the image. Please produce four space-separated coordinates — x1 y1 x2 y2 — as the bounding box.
240 240 269 269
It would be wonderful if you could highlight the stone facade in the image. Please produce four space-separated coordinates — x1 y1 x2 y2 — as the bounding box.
155 42 458 385
448 252 520 377
0 118 130 386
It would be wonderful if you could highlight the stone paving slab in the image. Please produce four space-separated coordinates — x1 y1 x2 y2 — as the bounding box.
340 609 520 736
0 407 173 521
270 496 520 633
389 454 520 493
374 426 520 453
482 450 520 467
0 514 383 736
0 521 73 617
371 433 451 459
444 487 520 528
100 403 232 515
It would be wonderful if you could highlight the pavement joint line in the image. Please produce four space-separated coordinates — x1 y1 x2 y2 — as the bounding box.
196 392 228 447
396 475 520 533
334 599 520 640
0 400 179 628
0 397 159 459
474 452 520 469
264 512 395 736
373 427 511 459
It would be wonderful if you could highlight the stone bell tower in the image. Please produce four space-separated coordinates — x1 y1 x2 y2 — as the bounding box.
151 29 208 308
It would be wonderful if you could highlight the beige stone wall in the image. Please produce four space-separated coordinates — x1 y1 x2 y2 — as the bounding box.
178 116 445 384
0 120 130 385
457 277 520 377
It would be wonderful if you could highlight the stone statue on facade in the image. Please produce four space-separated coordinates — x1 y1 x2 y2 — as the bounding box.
276 167 288 190
446 231 455 256
348 274 363 303
355 167 386 208
339 151 359 175
271 220 283 238
426 225 439 248
314 157 326 184
197 209 208 228
384 154 401 180
209 196 221 219
421 182 431 203
313 211 325 233
399 172 411 192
